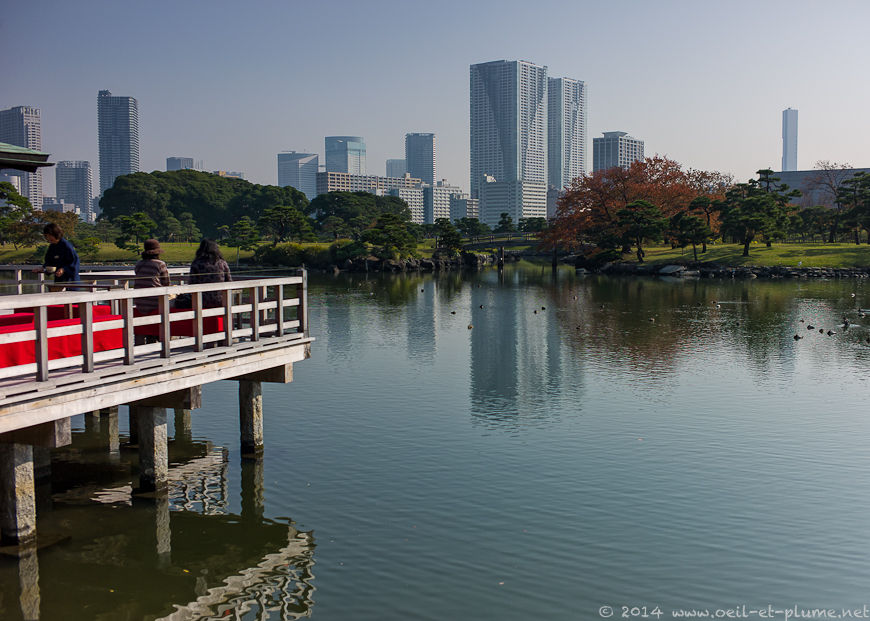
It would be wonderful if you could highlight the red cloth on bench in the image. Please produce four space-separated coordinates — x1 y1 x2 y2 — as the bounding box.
13 304 113 320
133 307 224 337
0 313 36 327
0 314 123 368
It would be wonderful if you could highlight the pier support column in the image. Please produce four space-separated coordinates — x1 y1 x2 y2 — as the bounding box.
16 542 40 621
174 408 192 444
101 408 120 461
239 380 263 456
0 443 36 545
136 406 168 493
128 406 139 445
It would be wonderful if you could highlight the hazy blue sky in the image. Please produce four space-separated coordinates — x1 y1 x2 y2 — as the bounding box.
5 0 870 195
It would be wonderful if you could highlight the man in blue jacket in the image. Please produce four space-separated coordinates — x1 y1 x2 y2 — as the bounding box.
39 222 80 288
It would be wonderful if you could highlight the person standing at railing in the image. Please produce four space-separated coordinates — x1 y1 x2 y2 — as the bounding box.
175 239 232 309
134 239 170 314
33 223 80 290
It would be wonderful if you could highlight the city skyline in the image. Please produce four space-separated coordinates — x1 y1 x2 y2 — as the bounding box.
4 1 870 198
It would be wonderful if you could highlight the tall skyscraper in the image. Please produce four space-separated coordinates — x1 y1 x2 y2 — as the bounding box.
97 89 139 194
470 60 548 226
405 133 436 185
0 106 43 210
386 159 406 178
592 131 644 172
782 108 798 172
325 136 366 175
55 161 93 221
548 77 586 190
166 157 194 171
277 151 319 200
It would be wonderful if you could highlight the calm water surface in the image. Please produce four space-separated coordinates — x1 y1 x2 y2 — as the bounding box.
3 263 870 620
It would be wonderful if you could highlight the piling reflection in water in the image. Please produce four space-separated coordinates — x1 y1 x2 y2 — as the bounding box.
0 417 316 621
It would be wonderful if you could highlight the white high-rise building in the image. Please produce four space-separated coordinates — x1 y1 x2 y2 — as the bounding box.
548 77 586 190
277 151 318 200
423 179 461 224
388 187 425 224
470 60 548 227
0 106 43 210
592 131 644 172
56 161 93 221
98 90 139 194
405 133 436 185
782 108 798 172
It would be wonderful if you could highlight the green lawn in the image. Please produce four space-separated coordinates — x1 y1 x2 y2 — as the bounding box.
637 242 870 268
0 242 256 266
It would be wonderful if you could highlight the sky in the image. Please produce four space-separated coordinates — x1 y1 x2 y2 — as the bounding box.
4 0 870 196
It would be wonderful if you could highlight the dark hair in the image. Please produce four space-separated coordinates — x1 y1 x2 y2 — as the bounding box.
195 238 223 263
43 222 63 239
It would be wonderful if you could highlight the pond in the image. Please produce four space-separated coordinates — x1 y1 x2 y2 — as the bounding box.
2 263 870 620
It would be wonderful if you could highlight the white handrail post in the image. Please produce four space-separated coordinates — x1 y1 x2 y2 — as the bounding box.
298 268 308 338
193 292 204 352
34 306 49 382
249 286 260 342
222 290 233 347
121 298 135 365
275 283 285 336
80 301 94 373
15 269 22 295
158 295 171 358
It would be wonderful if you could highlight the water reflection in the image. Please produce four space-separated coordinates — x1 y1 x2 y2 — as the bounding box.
0 415 315 621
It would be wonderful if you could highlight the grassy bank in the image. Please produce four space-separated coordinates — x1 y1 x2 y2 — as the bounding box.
635 243 870 269
2 240 869 269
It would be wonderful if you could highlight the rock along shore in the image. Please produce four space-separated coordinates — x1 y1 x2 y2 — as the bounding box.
586 261 870 279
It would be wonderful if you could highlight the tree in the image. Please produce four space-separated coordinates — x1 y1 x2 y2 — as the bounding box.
178 212 201 243
114 212 156 252
454 217 490 241
495 212 515 234
807 161 854 241
616 200 667 262
718 171 798 257
519 217 547 233
360 212 416 259
225 216 261 264
434 218 462 255
669 212 713 261
837 172 870 244
0 182 34 247
259 204 314 243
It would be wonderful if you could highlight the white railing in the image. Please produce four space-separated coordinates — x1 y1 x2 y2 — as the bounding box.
0 271 308 382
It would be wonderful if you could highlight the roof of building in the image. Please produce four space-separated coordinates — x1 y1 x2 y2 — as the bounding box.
0 142 54 173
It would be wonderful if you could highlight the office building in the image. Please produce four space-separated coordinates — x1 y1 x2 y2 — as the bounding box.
325 136 366 175
773 167 870 208
592 131 644 172
548 77 586 190
316 171 421 196
450 194 479 221
386 159 406 178
405 133 436 185
278 151 318 200
167 157 194 171
423 179 461 224
0 106 43 210
56 161 93 221
41 197 77 214
212 170 244 179
97 90 139 194
782 108 798 172
388 187 425 224
470 60 548 226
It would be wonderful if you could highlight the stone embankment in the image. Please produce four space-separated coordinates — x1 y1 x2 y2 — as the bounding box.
333 251 499 273
585 262 870 279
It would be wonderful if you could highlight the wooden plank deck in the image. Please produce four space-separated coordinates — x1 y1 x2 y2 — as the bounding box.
0 271 312 434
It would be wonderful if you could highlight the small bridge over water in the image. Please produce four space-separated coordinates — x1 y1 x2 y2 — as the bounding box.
0 268 312 547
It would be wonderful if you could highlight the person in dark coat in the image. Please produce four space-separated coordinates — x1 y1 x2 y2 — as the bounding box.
37 222 80 288
176 239 232 308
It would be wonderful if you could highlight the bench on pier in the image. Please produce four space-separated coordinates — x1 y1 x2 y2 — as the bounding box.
0 314 123 368
133 306 224 338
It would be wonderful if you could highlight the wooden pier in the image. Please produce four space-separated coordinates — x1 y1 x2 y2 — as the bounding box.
0 270 312 547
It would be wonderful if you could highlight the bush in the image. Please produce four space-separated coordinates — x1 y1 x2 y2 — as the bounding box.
253 243 331 268
329 240 369 263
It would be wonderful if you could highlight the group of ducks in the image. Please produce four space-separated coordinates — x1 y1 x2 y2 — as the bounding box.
793 306 870 343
